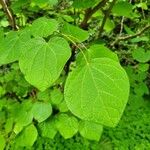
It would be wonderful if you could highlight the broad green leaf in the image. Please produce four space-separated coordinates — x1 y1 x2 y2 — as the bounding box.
79 121 103 141
112 1 133 17
37 89 51 102
76 44 118 65
65 58 129 127
61 22 89 42
19 37 71 91
50 88 63 105
30 17 58 37
55 114 78 139
31 102 52 122
88 44 118 61
73 0 99 8
15 124 38 147
132 48 150 63
0 31 30 66
0 135 5 150
39 119 57 139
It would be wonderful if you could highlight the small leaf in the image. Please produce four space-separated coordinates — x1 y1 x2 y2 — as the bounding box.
61 22 89 42
31 102 52 122
112 1 133 17
19 37 71 91
15 124 38 147
65 58 129 127
30 17 58 37
0 135 6 150
132 48 150 63
39 119 57 139
79 121 103 141
55 114 78 139
0 31 30 66
50 88 63 105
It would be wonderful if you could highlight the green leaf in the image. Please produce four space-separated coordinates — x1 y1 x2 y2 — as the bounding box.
112 1 133 17
14 111 33 134
79 121 103 141
39 119 57 139
132 48 150 63
30 17 58 37
55 114 78 139
65 58 129 127
19 37 71 91
73 0 99 8
0 135 5 150
61 22 89 42
88 44 118 62
0 31 30 66
15 124 38 147
32 0 58 7
31 102 52 122
50 88 63 105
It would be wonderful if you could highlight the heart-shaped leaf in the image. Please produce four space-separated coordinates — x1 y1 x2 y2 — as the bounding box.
65 58 130 127
19 37 71 91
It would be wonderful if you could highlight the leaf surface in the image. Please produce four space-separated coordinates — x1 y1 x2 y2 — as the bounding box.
19 37 71 91
65 58 130 127
30 17 58 37
79 121 103 141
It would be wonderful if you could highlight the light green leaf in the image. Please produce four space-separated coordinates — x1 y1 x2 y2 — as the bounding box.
31 102 52 122
79 121 103 141
58 100 69 112
132 48 150 63
0 31 30 66
32 0 58 7
61 22 89 42
39 119 57 139
50 88 63 105
65 58 129 127
0 135 5 150
88 44 118 61
30 17 58 37
112 1 133 17
73 0 99 8
14 110 33 134
55 114 78 139
15 124 38 147
19 37 71 91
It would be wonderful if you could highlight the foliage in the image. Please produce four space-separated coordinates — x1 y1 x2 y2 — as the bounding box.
0 0 150 149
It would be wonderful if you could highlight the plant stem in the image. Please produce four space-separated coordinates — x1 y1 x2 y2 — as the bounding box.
98 0 117 37
80 0 108 29
0 0 18 30
111 24 150 46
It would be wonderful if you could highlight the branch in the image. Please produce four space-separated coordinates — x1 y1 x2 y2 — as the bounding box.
80 0 108 29
0 0 18 30
98 0 117 37
111 24 150 46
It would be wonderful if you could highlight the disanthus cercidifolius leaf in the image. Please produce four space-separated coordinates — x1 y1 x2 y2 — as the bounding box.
65 58 130 127
55 114 78 139
15 124 38 147
0 31 30 66
79 120 103 141
61 22 89 42
32 0 58 7
73 0 99 8
0 135 5 150
39 119 57 139
30 17 58 37
31 102 52 122
19 37 71 91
